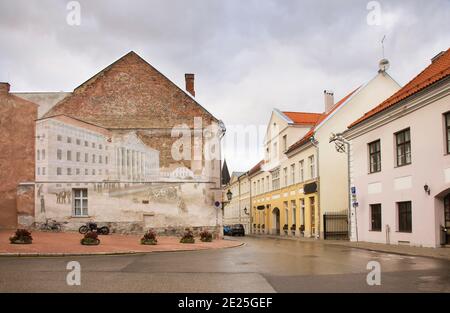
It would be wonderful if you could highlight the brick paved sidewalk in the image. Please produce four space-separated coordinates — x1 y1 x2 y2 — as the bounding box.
248 234 450 261
0 230 243 256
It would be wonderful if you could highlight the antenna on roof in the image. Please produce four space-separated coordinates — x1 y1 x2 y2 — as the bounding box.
378 35 390 73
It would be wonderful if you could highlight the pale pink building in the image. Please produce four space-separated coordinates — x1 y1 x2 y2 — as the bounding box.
346 49 450 248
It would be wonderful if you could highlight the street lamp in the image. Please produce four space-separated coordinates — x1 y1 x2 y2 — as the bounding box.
226 189 233 201
329 132 358 242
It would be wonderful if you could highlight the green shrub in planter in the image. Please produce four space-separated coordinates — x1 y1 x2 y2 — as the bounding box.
81 231 100 245
10 229 33 244
200 230 213 242
141 229 158 245
180 229 195 244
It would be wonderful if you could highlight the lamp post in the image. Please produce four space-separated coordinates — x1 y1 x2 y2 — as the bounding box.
329 132 358 242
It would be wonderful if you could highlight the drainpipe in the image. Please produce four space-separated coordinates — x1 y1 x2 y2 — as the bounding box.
238 176 241 229
310 136 320 239
329 132 357 242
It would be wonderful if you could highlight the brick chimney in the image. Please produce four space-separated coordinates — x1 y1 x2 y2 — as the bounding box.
0 82 10 95
185 73 195 97
324 90 334 112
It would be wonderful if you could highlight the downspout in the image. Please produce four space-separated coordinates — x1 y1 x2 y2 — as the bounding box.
310 136 320 239
238 176 241 227
249 173 253 234
330 132 357 242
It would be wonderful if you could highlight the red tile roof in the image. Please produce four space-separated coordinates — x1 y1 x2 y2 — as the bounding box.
349 48 450 128
285 87 360 153
248 160 264 176
282 112 324 125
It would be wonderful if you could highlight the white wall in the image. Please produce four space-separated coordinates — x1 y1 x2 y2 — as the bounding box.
316 72 401 233
349 85 450 247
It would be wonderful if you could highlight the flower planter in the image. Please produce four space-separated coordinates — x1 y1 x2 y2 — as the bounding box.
141 229 158 245
180 229 195 243
200 230 213 242
9 229 33 244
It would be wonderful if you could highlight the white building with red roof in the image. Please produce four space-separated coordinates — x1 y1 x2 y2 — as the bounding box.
345 49 450 247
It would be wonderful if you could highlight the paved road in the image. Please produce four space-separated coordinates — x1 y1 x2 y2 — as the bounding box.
0 237 449 292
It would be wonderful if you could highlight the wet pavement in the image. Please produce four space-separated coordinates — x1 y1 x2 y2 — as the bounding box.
0 236 449 292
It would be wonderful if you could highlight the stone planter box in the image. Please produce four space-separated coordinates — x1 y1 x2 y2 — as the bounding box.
180 238 195 244
80 238 100 246
10 239 32 245
141 239 157 245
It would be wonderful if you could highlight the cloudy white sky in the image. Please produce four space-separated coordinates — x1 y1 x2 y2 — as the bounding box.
1 0 449 172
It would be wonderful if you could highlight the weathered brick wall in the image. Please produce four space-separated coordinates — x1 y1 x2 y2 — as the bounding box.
0 85 37 229
43 51 217 129
16 183 35 228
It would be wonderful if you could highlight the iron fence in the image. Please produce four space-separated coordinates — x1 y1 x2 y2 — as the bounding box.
323 212 349 240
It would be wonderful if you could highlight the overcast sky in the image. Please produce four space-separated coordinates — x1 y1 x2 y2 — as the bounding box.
1 0 449 172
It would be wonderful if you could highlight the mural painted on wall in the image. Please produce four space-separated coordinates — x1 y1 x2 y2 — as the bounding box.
34 116 222 233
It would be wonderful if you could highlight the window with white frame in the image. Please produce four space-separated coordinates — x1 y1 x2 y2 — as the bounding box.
283 167 288 187
290 164 295 184
291 200 297 226
299 160 304 182
308 155 315 179
73 188 88 216
272 169 280 190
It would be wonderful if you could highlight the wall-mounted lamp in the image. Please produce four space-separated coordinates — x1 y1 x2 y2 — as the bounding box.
226 189 233 201
243 207 249 215
424 184 431 195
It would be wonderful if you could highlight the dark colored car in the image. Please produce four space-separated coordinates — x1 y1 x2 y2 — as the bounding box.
223 225 232 236
230 224 245 236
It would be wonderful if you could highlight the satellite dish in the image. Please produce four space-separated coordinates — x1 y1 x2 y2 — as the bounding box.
379 58 390 72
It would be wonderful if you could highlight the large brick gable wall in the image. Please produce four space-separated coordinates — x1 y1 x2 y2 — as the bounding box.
43 51 217 129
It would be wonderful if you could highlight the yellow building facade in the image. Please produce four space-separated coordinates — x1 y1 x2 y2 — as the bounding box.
251 180 319 237
248 109 323 238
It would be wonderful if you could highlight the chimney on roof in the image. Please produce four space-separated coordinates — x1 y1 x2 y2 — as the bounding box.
185 73 195 97
324 90 334 112
0 82 10 95
431 51 445 63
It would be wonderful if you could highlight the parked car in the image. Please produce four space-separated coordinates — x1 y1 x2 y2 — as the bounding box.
223 225 232 236
230 224 245 236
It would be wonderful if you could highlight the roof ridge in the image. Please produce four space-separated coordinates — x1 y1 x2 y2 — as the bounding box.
349 48 450 128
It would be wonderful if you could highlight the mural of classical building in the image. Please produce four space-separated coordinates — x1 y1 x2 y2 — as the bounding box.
1 51 224 235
